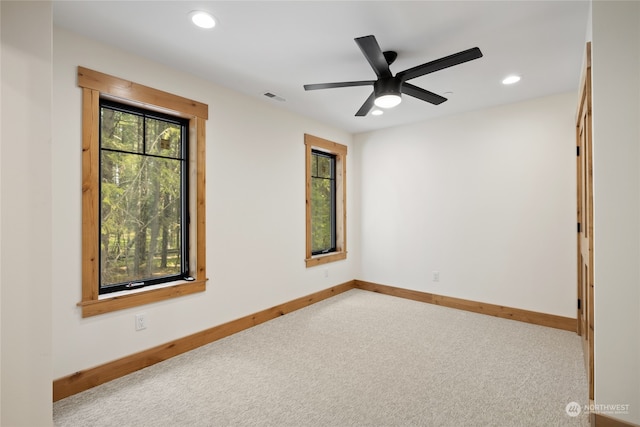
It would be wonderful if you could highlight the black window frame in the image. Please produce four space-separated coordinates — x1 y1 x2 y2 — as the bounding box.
310 149 337 255
98 99 190 294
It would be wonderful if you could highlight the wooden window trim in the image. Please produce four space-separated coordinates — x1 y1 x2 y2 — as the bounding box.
304 134 347 267
77 67 208 317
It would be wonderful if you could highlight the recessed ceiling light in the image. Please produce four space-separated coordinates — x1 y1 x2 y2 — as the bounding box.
502 75 521 85
190 11 216 29
371 109 383 116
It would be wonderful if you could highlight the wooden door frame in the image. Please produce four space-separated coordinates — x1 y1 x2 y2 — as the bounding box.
576 41 594 401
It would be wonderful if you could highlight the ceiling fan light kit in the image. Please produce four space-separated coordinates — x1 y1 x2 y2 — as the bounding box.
373 78 402 108
374 94 402 109
304 35 483 117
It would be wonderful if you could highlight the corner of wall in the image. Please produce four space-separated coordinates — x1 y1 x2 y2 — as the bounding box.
1 1 54 425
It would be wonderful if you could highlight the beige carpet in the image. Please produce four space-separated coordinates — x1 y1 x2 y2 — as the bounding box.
54 289 589 426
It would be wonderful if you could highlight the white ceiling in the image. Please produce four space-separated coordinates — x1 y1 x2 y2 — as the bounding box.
53 1 590 134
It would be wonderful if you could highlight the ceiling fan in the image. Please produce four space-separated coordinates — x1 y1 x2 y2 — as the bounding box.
304 35 483 116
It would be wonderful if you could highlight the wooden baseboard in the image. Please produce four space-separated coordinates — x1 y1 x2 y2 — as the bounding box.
593 412 640 427
354 280 577 332
53 279 578 401
53 280 355 401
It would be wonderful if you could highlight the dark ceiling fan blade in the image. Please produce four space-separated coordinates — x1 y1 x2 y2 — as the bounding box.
355 92 376 116
397 47 483 82
355 35 393 79
304 81 375 91
401 83 447 105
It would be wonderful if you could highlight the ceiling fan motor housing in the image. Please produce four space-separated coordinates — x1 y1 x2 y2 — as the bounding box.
374 77 402 98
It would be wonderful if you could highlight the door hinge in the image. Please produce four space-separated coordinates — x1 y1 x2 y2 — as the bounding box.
577 146 580 156
578 298 581 310
577 222 581 233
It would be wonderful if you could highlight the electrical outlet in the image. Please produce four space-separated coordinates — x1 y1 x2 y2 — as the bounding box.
135 313 147 331
324 268 329 278
432 271 440 282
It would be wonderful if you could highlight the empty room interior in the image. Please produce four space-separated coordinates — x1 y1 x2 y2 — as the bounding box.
1 1 639 426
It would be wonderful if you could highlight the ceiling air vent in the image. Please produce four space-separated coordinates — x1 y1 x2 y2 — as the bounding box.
263 92 286 102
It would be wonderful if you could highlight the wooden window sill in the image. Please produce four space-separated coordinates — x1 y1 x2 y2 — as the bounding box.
77 279 207 318
305 251 346 267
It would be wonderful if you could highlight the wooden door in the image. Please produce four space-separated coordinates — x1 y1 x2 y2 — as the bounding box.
576 42 594 400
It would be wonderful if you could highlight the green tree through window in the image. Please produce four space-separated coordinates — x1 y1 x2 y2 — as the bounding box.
100 100 188 293
304 134 347 267
311 150 336 254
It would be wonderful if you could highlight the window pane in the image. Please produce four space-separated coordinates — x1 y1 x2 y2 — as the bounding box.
310 151 336 254
311 175 333 253
316 155 332 178
311 151 318 176
100 151 183 288
100 108 143 153
145 117 183 159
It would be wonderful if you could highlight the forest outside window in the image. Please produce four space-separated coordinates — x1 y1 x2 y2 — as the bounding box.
78 67 208 317
100 100 188 294
310 150 336 255
304 134 347 267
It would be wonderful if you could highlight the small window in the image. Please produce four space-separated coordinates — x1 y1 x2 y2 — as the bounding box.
310 150 336 255
99 100 189 294
305 134 347 267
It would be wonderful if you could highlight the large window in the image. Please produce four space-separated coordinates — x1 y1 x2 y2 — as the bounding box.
78 67 208 317
99 100 189 294
304 134 347 267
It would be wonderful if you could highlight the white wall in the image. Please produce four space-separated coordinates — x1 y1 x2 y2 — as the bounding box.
52 27 359 379
1 1 53 425
591 1 640 424
356 92 577 318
